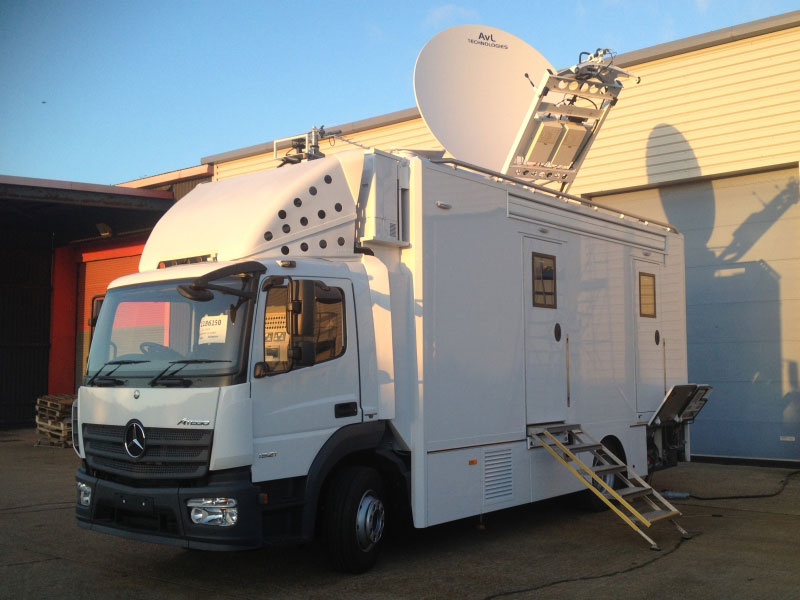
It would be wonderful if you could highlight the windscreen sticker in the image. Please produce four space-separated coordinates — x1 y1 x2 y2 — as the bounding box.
199 314 228 344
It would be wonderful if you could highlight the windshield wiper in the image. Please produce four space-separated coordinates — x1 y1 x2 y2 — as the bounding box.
149 359 232 387
86 360 151 386
93 376 125 387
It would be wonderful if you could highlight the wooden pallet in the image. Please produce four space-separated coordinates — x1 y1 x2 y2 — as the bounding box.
36 394 76 411
35 434 73 448
35 394 76 447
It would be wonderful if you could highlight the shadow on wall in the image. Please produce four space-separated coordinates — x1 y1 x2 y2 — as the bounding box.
647 124 799 460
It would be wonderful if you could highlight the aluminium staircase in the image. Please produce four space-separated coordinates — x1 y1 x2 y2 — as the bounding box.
527 423 690 550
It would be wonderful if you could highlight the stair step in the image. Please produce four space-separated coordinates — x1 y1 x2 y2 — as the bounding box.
545 423 582 434
563 442 602 454
592 464 627 475
535 438 602 454
605 486 652 500
634 509 680 524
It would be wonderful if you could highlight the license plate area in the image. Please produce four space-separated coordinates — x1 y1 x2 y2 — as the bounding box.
115 493 154 515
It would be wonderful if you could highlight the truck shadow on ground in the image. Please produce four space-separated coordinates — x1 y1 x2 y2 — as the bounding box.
143 494 669 597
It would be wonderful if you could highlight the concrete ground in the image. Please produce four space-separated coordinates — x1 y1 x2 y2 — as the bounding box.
1 427 798 600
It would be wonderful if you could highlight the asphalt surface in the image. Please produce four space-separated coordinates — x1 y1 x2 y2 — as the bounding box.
2 427 799 600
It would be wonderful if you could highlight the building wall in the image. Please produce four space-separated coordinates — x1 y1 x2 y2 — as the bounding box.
568 24 800 460
570 26 800 195
0 230 51 427
589 168 799 460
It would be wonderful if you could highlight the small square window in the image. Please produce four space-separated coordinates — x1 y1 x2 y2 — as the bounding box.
639 272 656 318
533 253 557 308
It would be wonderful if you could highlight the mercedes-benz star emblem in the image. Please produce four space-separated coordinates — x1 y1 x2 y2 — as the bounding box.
124 420 146 459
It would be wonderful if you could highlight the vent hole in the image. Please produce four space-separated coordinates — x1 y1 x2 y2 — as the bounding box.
282 224 291 233
293 198 302 207
280 246 289 255
319 239 327 249
300 242 308 252
334 203 342 212
309 186 317 196
318 210 326 219
264 231 273 241
300 217 308 226
337 237 345 246
278 210 287 219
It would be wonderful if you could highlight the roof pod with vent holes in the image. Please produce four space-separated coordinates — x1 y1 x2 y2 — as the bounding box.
139 150 368 272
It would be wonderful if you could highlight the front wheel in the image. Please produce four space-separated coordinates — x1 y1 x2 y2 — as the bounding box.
324 466 386 573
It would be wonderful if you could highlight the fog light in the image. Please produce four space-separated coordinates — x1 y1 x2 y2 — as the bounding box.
186 498 238 527
77 482 91 507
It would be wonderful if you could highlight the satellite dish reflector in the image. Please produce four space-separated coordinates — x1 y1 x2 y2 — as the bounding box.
414 25 554 173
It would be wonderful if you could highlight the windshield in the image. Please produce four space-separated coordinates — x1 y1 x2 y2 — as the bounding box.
85 276 255 386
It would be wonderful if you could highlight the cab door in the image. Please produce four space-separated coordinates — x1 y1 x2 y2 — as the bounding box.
250 277 361 483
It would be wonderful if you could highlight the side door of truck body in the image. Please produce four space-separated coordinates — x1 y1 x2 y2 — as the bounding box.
633 259 665 413
250 276 361 483
523 236 569 424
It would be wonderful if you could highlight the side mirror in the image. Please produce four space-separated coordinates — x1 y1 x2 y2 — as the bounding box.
253 362 268 379
291 280 316 337
177 284 214 302
293 340 316 367
288 280 317 367
88 295 104 327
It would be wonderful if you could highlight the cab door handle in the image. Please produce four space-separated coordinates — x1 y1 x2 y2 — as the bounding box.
335 402 358 418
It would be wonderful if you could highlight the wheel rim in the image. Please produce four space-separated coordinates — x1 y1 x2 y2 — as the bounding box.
594 450 618 490
355 489 385 552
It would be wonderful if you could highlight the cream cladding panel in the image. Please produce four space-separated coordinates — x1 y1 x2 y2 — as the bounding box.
571 26 800 195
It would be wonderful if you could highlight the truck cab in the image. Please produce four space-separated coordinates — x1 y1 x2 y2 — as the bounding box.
75 150 410 572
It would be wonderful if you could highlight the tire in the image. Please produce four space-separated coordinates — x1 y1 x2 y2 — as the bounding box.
324 466 386 573
583 438 626 512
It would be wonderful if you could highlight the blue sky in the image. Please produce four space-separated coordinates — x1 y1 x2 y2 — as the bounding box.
1 1 797 184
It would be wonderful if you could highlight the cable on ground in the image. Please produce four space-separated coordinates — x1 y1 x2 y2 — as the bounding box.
482 532 700 600
687 469 800 501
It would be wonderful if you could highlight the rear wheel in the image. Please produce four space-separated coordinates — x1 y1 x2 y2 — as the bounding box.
324 466 386 573
583 438 626 512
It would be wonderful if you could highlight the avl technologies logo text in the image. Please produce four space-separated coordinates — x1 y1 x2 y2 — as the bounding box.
468 32 509 50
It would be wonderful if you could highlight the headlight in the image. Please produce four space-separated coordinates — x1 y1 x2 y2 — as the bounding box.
77 481 92 506
186 498 238 526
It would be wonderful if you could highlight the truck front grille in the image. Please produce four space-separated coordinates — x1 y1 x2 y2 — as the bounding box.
83 423 212 482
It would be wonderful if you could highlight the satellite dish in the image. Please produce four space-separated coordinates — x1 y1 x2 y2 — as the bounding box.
414 25 554 173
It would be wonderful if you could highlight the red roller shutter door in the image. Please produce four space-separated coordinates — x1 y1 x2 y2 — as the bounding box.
75 255 141 389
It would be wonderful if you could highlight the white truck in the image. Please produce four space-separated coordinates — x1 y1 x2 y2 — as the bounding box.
73 147 709 572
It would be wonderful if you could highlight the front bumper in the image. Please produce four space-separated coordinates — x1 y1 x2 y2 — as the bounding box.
75 467 262 550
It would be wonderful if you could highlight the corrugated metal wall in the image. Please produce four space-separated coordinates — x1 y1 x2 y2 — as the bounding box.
0 230 51 428
589 168 799 460
571 26 800 195
214 119 441 180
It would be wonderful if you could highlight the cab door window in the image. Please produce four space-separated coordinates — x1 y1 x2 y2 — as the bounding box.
261 280 346 375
